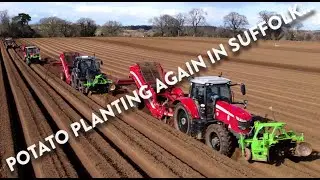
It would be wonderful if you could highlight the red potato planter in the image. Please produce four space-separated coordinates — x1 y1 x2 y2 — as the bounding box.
128 62 252 156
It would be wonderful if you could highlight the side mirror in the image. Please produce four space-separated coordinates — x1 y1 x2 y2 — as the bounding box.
96 61 100 69
187 76 194 82
100 61 103 65
240 83 246 95
243 100 248 109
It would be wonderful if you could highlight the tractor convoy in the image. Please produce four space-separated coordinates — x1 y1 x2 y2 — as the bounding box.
2 38 313 163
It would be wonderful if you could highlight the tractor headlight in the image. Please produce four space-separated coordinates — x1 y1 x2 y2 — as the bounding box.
109 83 116 91
236 116 251 130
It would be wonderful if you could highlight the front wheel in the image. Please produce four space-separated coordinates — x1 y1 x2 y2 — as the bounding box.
173 103 192 135
26 58 31 66
244 148 252 161
204 124 234 157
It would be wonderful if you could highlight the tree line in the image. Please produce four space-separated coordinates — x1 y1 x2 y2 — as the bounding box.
0 8 319 41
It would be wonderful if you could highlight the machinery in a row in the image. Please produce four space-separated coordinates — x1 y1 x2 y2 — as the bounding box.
8 37 311 163
123 62 312 162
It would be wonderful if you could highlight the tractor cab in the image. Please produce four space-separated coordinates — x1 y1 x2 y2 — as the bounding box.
188 76 247 121
23 46 41 65
26 46 40 55
70 55 113 95
73 56 103 80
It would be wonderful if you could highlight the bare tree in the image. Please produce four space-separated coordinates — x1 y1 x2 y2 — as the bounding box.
175 13 186 36
223 12 249 36
39 17 65 37
60 20 75 37
101 20 123 36
76 18 97 37
0 10 10 36
187 8 207 37
149 16 165 36
150 14 179 37
286 21 304 40
258 10 277 24
258 10 290 40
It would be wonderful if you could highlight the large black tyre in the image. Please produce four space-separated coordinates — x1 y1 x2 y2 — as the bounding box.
133 97 145 110
173 103 192 135
204 124 234 157
78 81 88 95
25 57 31 66
71 73 77 89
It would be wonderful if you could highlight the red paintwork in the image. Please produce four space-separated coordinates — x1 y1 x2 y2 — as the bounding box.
174 97 200 119
21 45 27 58
59 52 80 84
215 101 252 134
128 62 252 135
128 63 200 119
115 78 136 86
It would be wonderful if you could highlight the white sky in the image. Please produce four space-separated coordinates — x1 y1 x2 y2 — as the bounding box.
0 2 318 30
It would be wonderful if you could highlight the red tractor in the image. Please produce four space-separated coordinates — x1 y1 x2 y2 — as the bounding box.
128 62 252 156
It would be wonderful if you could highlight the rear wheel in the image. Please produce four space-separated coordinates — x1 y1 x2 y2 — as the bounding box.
173 103 191 135
205 124 234 157
71 74 76 89
78 81 88 95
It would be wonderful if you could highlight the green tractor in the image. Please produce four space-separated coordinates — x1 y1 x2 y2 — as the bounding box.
21 45 41 65
70 55 116 95
239 121 312 162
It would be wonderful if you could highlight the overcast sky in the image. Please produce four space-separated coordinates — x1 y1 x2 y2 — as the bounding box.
0 2 318 30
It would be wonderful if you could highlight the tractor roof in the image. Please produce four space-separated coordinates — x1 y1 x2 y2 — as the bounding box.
190 76 231 85
26 46 37 49
76 56 97 60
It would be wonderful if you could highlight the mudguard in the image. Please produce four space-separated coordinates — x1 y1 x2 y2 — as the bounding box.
174 97 200 119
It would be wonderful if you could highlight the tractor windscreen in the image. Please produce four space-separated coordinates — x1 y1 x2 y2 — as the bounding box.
27 48 39 54
80 59 99 72
207 84 231 101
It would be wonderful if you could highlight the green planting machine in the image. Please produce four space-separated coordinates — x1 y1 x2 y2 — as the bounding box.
239 120 312 162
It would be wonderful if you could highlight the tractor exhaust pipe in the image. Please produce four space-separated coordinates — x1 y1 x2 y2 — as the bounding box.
295 142 312 157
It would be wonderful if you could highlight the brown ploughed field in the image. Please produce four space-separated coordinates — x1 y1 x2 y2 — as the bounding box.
0 36 319 178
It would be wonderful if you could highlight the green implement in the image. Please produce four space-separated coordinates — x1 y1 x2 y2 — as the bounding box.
239 121 312 162
84 74 112 88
